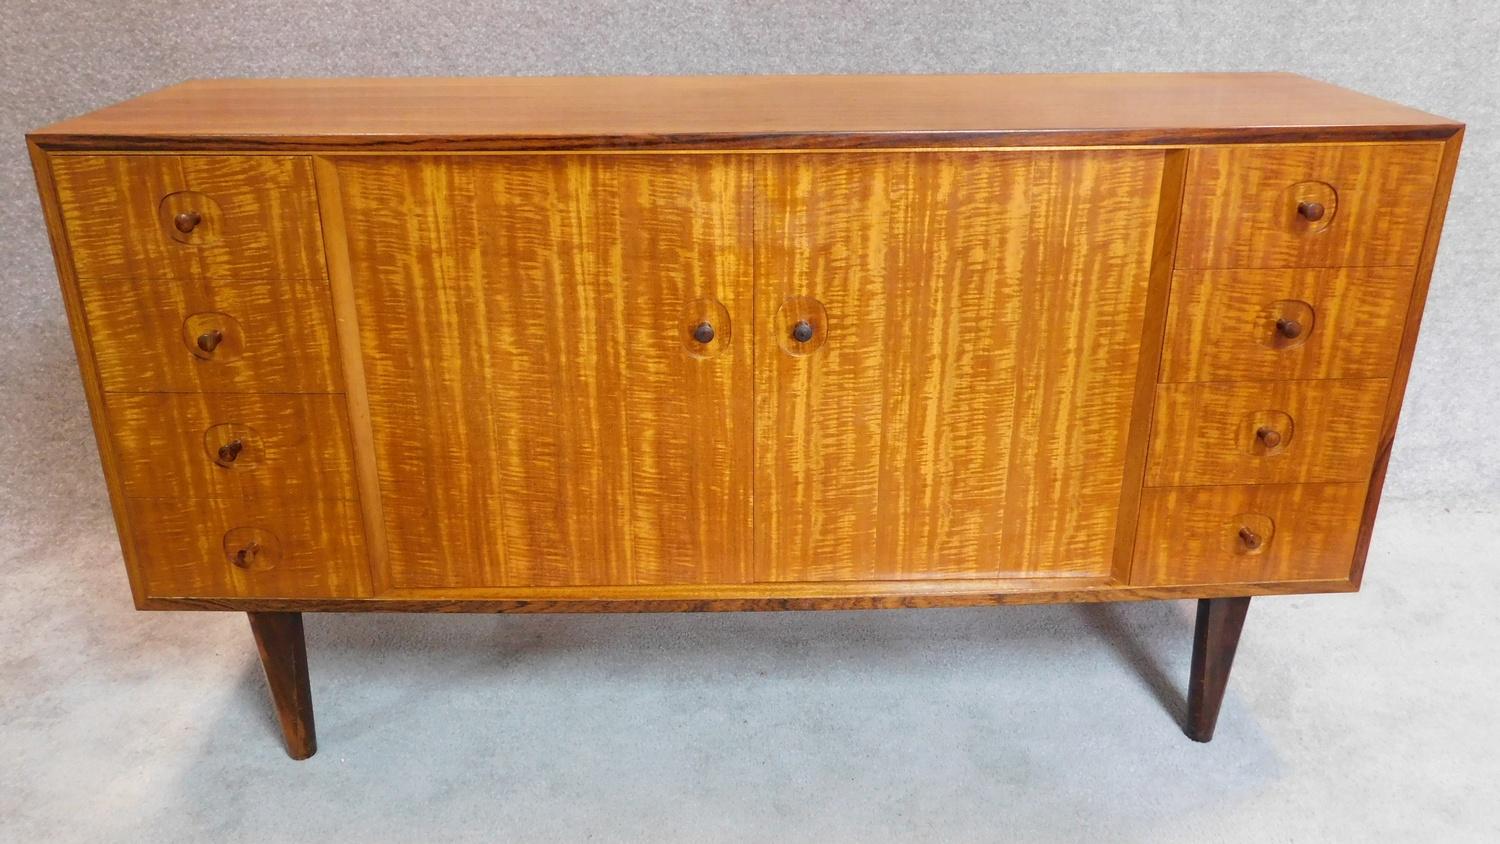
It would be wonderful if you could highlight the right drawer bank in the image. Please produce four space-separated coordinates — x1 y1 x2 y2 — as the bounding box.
1132 142 1443 587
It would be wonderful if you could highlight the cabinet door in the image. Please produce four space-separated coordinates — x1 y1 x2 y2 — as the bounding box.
755 151 1164 581
335 155 754 588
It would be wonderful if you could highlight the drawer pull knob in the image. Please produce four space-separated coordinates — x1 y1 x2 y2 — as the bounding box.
1237 527 1263 551
1256 426 1283 448
1297 201 1326 222
232 541 261 569
217 438 245 463
196 329 224 353
692 321 716 344
1275 317 1304 339
791 320 815 343
174 210 203 234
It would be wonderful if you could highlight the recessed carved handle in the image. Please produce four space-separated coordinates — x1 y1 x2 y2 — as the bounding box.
791 321 815 343
217 438 245 464
196 329 224 353
1256 426 1283 448
232 541 261 569
1237 527 1263 551
174 210 203 234
1297 201 1325 222
1276 317 1304 339
692 322 715 344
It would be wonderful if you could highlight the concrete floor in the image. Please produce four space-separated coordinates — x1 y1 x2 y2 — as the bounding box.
1 497 1497 842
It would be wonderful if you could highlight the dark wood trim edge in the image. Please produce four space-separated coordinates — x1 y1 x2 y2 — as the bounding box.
140 577 1357 613
26 124 1464 154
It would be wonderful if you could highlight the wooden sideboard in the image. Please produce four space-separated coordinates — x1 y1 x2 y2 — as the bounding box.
28 74 1462 758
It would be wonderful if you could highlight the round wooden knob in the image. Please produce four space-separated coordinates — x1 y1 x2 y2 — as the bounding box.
1297 201 1325 222
1237 526 1263 551
196 329 224 353
692 322 715 344
174 210 203 234
1256 426 1283 448
232 541 261 569
1276 317 1303 339
791 321 815 343
217 438 245 464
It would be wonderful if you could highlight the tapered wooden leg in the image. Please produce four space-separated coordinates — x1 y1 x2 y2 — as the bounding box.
1185 596 1251 742
247 612 317 760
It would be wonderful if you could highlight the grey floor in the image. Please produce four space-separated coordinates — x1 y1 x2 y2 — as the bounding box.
2 496 1497 842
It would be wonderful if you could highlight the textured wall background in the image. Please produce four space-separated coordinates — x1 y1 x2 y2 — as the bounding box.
2 0 1496 548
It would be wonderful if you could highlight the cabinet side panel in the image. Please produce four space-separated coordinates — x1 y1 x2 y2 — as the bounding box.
1351 129 1465 585
28 143 146 606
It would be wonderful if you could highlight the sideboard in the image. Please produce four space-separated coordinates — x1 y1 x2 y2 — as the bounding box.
27 73 1462 758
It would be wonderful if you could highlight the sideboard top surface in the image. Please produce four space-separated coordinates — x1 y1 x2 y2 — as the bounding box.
29 72 1462 152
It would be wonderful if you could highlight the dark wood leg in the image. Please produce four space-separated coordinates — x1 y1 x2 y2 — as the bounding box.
1185 596 1251 742
247 611 317 760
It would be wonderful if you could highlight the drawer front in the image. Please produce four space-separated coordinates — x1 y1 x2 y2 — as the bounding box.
1146 378 1388 487
107 393 356 501
127 497 370 599
81 276 341 392
1161 267 1416 382
1132 483 1367 586
52 154 326 281
1176 143 1440 269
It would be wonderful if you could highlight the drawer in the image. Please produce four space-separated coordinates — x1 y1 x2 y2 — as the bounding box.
1160 267 1416 382
51 154 326 281
127 496 370 599
81 275 341 392
1131 483 1367 586
107 393 356 500
1176 143 1440 269
1146 378 1388 487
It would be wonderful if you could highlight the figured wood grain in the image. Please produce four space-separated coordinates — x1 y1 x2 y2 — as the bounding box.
28 74 1461 152
28 78 1465 618
336 154 754 588
1146 378 1389 487
1132 483 1367 586
127 496 371 598
105 392 355 501
1176 142 1441 269
77 273 342 393
50 155 325 281
755 150 1162 581
1160 266 1417 382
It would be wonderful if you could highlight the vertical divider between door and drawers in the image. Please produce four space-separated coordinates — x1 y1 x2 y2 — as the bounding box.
1113 147 1190 586
313 155 392 597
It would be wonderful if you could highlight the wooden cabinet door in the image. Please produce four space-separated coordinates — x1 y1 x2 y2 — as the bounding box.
755 151 1164 581
333 155 754 588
